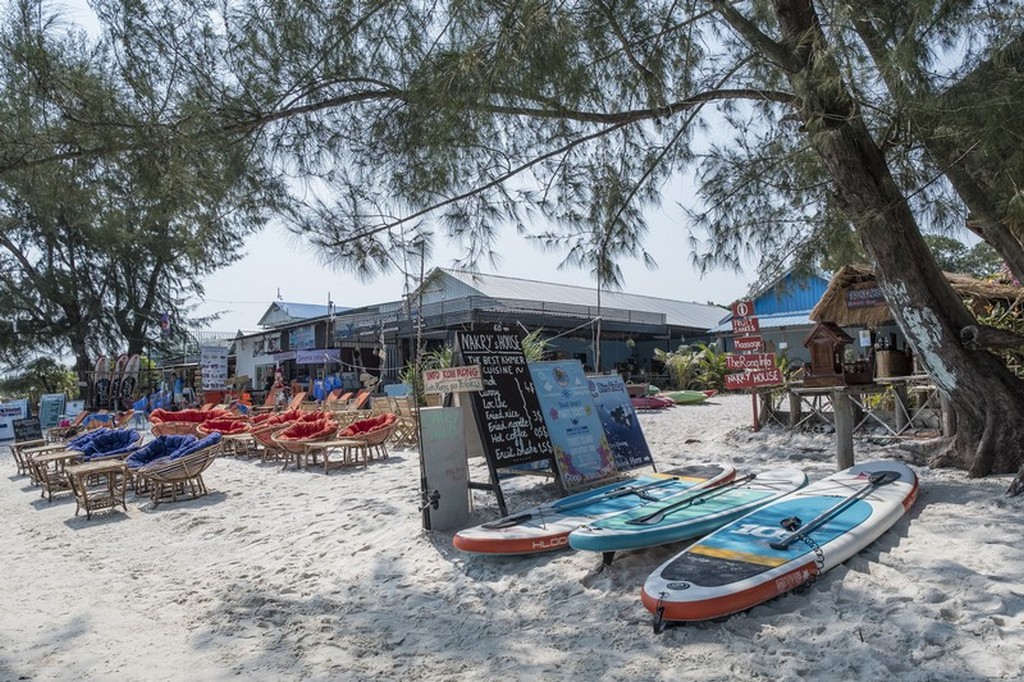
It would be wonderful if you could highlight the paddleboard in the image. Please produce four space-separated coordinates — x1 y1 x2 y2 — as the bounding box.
121 354 141 406
569 468 807 554
94 355 110 409
110 354 128 410
660 390 709 405
453 463 737 556
641 460 918 625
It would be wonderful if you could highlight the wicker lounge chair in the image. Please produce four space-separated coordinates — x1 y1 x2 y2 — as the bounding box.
133 433 223 505
271 417 338 468
314 413 398 473
198 417 253 456
149 408 231 436
72 428 143 462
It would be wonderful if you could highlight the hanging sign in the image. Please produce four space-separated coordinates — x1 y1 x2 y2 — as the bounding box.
423 365 484 394
847 286 885 309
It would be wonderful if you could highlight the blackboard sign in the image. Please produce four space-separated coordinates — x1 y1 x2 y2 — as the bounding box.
13 417 42 442
456 324 553 468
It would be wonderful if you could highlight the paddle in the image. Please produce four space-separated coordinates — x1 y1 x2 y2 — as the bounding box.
480 476 685 529
769 470 902 550
626 473 758 526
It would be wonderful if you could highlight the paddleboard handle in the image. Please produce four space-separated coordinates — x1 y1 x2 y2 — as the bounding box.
769 470 902 550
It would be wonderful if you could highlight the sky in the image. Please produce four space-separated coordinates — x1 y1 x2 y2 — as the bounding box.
193 211 755 333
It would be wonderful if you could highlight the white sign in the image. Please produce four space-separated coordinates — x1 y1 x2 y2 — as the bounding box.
0 399 29 441
200 345 230 391
420 407 470 531
423 365 484 394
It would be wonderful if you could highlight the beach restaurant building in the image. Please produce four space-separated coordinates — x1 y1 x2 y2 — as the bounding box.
227 268 726 394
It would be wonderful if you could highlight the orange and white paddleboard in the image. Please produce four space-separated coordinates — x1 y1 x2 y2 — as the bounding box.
642 460 918 628
452 464 736 556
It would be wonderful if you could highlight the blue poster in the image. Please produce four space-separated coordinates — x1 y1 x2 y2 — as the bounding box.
587 374 654 471
528 361 616 489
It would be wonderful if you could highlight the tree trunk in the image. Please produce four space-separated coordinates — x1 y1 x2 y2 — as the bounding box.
772 0 1024 483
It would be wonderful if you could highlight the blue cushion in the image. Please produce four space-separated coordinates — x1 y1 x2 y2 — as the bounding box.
78 429 142 459
169 433 222 460
126 434 198 469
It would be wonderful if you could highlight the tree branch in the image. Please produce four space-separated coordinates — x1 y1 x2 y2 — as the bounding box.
960 324 1024 352
710 0 801 72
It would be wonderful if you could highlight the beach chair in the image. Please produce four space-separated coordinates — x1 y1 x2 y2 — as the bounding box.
198 417 253 456
149 408 231 437
271 417 338 469
133 433 223 506
45 410 92 442
314 413 398 473
72 428 143 462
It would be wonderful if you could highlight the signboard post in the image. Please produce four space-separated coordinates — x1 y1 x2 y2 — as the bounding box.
728 300 784 431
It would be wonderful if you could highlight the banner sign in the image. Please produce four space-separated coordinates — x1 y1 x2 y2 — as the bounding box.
288 325 316 350
726 353 776 372
294 348 341 365
38 393 66 429
423 365 484 394
199 345 229 391
456 325 553 468
731 300 755 318
529 361 617 489
731 317 760 334
734 336 764 352
0 399 29 441
724 367 784 390
587 374 654 471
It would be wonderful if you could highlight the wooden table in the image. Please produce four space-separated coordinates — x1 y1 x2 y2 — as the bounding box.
30 449 81 501
66 460 130 519
304 439 366 474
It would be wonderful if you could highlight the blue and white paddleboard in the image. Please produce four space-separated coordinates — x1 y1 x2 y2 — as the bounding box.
642 460 918 625
569 468 807 554
453 463 736 556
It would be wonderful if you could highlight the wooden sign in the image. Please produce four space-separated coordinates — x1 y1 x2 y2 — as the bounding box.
731 317 760 334
423 365 483 394
734 336 763 352
724 367 784 390
731 300 755 318
846 286 885 309
727 353 776 372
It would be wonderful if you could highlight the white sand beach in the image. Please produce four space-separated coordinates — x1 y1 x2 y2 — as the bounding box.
2 394 1023 681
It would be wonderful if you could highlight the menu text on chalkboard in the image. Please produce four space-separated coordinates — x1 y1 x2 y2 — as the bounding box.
13 416 42 442
456 324 553 468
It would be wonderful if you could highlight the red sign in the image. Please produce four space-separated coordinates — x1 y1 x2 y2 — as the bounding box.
731 317 760 334
725 367 785 390
732 300 755 318
734 336 763 352
726 353 776 372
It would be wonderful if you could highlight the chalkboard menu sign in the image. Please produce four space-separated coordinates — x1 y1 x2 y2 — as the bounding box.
38 393 66 429
13 416 42 442
456 324 553 468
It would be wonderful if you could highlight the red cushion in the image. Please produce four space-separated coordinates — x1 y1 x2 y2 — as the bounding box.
276 418 337 441
200 418 250 434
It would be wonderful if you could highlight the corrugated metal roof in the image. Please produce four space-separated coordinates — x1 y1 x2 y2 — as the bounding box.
256 301 353 327
440 269 725 330
709 310 814 333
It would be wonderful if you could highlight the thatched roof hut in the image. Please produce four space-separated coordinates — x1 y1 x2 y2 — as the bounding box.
810 264 1024 327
